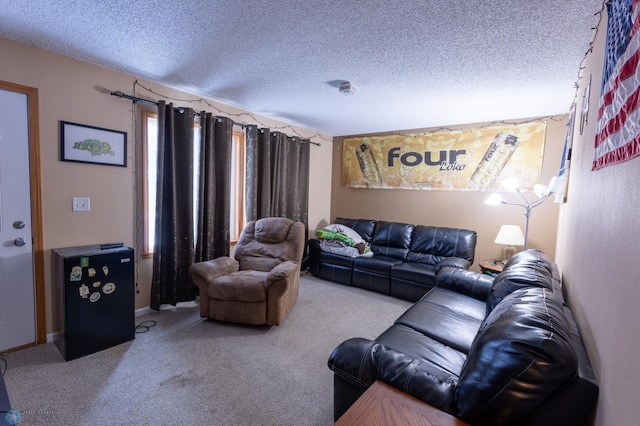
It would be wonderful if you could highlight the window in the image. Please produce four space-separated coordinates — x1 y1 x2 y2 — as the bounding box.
142 112 246 257
142 111 157 258
229 132 246 242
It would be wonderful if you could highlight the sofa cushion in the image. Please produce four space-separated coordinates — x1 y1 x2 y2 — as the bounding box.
389 277 434 302
208 270 269 302
406 226 477 264
317 262 353 286
418 287 487 322
239 256 282 272
353 254 404 274
394 287 485 353
236 218 305 266
390 262 437 284
334 217 377 243
486 249 557 314
455 286 577 424
318 250 354 268
377 325 467 377
370 221 414 259
253 217 293 243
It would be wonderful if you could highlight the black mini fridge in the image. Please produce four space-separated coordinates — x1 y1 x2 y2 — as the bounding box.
52 244 135 361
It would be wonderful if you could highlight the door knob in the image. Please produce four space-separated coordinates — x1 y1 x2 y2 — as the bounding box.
14 237 27 246
13 220 26 229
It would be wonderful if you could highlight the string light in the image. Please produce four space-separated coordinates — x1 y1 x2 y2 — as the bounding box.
132 80 328 145
569 1 606 107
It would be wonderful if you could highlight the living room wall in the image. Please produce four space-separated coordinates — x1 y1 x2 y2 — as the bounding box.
554 12 640 425
330 118 566 270
0 37 332 335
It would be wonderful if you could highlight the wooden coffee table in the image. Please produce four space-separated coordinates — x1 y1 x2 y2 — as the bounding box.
335 380 469 425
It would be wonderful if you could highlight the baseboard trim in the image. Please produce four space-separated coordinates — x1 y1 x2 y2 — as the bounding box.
135 306 153 317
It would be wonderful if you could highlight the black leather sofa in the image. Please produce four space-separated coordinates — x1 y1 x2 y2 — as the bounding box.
307 217 477 301
328 250 598 425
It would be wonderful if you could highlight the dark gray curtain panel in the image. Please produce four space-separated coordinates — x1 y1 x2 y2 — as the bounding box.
151 101 196 310
245 126 272 220
195 113 233 262
245 126 310 233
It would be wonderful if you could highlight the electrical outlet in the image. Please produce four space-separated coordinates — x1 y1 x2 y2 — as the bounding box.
72 197 90 212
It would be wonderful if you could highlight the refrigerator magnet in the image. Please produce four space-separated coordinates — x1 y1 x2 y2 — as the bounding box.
102 282 116 295
70 266 82 281
79 284 89 298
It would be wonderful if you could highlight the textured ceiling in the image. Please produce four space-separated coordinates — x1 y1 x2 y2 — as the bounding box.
0 1 604 136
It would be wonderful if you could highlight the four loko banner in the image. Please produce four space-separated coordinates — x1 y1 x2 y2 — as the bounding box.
343 122 547 191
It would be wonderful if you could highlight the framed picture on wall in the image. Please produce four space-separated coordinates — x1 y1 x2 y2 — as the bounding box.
60 121 127 167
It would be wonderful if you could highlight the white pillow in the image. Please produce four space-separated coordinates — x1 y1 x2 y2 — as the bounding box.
324 224 365 245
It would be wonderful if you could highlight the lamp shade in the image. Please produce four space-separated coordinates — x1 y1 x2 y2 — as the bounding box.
494 225 525 246
484 193 504 205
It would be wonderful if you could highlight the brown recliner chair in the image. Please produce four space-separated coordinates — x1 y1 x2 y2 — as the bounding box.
189 217 305 325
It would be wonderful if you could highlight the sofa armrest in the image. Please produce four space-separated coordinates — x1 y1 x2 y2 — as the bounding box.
436 257 472 271
436 266 493 301
328 338 456 414
265 260 297 288
264 260 300 325
307 239 322 275
307 238 321 250
190 257 239 286
189 257 239 318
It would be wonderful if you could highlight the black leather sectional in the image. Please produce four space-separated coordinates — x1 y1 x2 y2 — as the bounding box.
328 250 598 425
307 217 477 301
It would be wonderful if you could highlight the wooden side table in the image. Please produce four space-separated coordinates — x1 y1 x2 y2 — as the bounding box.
479 259 505 275
335 380 469 425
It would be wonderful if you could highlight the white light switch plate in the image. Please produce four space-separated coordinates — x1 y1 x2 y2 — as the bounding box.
72 197 90 212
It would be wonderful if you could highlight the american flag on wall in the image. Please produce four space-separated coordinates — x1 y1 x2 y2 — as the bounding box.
594 0 640 170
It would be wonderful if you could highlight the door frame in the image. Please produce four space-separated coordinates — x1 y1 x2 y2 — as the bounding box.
1 80 46 348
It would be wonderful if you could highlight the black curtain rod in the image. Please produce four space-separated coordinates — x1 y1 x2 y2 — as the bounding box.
111 90 320 146
111 90 157 106
111 90 240 122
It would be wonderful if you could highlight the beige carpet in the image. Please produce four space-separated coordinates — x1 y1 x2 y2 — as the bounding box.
2 275 411 425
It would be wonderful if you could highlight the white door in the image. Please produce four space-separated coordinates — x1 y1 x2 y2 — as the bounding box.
0 88 36 351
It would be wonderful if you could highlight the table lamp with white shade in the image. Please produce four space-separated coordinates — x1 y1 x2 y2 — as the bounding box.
494 224 525 260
